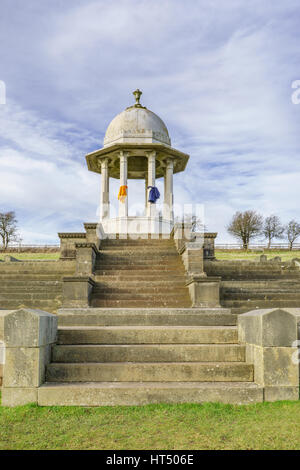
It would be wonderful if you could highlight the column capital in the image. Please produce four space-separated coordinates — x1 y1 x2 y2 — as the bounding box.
100 158 109 169
145 150 156 159
119 150 130 159
166 158 174 169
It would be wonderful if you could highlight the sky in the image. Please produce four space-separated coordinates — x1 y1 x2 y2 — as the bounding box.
0 0 300 244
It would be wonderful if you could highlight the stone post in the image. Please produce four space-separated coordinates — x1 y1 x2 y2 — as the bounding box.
147 151 156 218
163 158 174 221
172 222 204 274
172 222 193 253
186 275 221 308
119 151 128 218
1 308 57 406
61 243 97 308
203 232 217 260
75 243 97 276
62 276 95 308
84 223 100 249
100 158 110 220
238 308 299 401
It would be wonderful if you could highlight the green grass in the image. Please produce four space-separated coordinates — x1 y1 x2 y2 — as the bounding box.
1 399 300 450
0 252 60 260
216 250 300 262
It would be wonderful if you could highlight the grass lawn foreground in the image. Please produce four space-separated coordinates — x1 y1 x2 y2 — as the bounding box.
1 396 300 450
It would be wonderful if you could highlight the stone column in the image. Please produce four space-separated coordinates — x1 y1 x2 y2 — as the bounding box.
145 175 148 216
119 151 128 218
147 151 156 218
100 158 109 220
163 158 174 221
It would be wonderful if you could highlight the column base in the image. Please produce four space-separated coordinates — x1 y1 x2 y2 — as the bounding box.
100 217 174 235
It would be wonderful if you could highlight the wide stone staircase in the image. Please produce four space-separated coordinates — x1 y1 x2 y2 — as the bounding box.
221 279 300 314
0 260 75 313
205 260 300 314
38 308 263 405
91 238 191 308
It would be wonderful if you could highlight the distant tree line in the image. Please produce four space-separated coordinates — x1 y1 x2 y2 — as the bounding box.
227 211 300 250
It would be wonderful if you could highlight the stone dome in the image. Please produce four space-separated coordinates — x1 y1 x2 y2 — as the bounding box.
103 90 171 147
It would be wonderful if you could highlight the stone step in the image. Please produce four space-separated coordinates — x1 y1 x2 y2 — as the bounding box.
99 248 178 254
52 343 245 363
0 292 62 300
93 287 188 294
100 239 175 245
91 299 191 308
98 251 180 257
222 280 300 288
46 361 253 382
0 274 67 280
94 274 187 282
222 300 300 308
222 288 300 294
57 325 238 345
222 292 300 300
0 286 62 293
94 280 186 288
94 265 185 271
95 260 183 267
38 381 263 406
0 299 60 309
0 280 62 286
57 308 237 327
91 292 190 300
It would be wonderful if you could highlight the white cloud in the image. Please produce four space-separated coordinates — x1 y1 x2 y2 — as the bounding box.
0 0 300 243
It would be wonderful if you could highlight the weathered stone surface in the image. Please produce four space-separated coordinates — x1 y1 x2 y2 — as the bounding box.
4 308 57 347
46 361 253 383
186 276 221 308
246 344 299 387
3 255 18 262
1 387 38 406
52 343 245 363
62 277 95 308
38 382 263 406
57 325 238 345
57 307 237 327
0 310 14 340
3 345 51 387
238 308 298 347
75 243 97 276
264 386 299 402
239 308 299 402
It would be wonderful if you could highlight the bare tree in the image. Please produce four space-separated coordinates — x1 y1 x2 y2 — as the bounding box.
227 210 263 250
0 211 19 250
262 215 284 249
175 214 205 232
285 220 300 250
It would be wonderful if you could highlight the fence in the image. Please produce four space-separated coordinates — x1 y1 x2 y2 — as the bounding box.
1 243 300 252
215 243 300 250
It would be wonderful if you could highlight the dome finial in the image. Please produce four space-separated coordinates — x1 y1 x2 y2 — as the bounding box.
133 89 142 107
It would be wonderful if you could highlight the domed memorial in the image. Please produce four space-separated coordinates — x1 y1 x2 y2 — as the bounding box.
85 90 189 235
104 89 171 147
